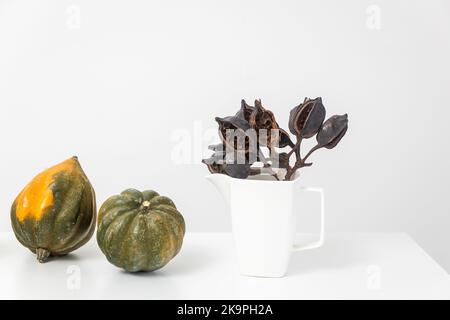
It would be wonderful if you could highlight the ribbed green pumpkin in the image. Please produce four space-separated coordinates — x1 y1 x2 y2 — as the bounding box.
10 157 96 263
97 189 185 272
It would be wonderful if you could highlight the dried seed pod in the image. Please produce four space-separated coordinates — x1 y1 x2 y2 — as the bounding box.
249 100 280 147
236 99 294 148
216 116 253 152
216 116 251 133
235 99 254 122
270 152 290 169
316 114 348 149
202 152 226 174
249 100 277 131
223 163 252 179
204 97 348 181
276 125 295 148
278 152 291 169
202 161 224 174
203 147 257 178
224 150 258 166
289 97 326 138
208 143 225 152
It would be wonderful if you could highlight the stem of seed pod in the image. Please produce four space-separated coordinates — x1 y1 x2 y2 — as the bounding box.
263 163 280 181
287 137 302 159
295 138 302 162
286 145 295 158
284 144 321 181
285 137 302 175
302 144 321 163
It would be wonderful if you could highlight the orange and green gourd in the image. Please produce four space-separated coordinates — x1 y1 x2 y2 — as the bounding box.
97 189 185 272
10 157 96 263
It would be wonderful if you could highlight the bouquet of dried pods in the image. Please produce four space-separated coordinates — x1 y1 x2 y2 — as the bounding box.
202 97 348 181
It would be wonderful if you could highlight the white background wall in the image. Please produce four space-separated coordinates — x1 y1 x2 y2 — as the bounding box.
1 0 449 272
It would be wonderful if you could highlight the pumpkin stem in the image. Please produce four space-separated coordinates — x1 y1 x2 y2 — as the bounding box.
36 248 50 263
141 201 151 213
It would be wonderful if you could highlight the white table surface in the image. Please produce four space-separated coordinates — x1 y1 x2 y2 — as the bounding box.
0 232 448 300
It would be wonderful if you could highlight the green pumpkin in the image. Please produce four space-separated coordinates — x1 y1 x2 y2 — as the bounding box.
97 189 185 272
10 157 96 263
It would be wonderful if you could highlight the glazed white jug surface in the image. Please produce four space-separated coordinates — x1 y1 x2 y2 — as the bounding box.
206 174 325 278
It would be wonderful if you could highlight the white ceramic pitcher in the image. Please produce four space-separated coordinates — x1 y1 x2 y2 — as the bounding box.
206 173 325 278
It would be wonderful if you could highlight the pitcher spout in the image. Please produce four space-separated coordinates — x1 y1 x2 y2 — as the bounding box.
205 174 231 206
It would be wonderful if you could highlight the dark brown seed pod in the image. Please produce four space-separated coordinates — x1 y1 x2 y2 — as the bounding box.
235 99 254 122
277 125 295 148
249 100 280 147
238 100 293 148
279 152 291 169
202 151 226 174
208 143 225 152
316 114 348 149
216 116 251 134
202 162 224 174
203 97 348 181
249 100 277 131
270 152 290 169
288 97 326 138
216 116 253 151
203 147 257 177
223 163 252 179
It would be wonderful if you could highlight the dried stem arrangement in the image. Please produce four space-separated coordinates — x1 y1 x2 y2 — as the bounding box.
203 97 348 181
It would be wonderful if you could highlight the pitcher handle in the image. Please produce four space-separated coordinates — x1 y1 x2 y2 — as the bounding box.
293 187 325 251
